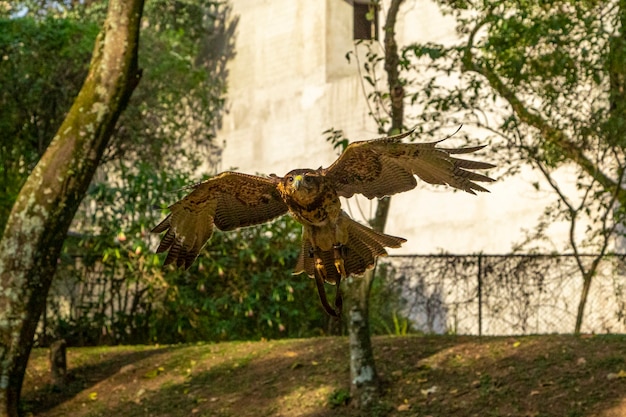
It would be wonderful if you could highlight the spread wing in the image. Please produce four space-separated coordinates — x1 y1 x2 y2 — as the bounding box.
322 131 495 199
152 172 288 269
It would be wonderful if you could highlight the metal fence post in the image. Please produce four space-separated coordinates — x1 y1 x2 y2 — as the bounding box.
478 253 483 337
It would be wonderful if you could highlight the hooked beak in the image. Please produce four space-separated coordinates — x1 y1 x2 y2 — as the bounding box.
293 175 303 190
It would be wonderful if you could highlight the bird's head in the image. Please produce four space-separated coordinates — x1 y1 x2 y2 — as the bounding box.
281 169 322 202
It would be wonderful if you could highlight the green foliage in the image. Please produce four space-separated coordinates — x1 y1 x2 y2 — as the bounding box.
328 388 351 408
47 161 328 345
0 1 233 231
323 127 349 152
105 0 231 168
0 16 98 231
406 0 625 168
49 162 186 345
153 215 329 343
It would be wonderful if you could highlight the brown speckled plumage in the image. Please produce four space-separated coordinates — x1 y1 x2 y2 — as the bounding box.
152 130 495 316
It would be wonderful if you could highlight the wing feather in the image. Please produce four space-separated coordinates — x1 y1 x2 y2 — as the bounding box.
323 132 495 198
152 172 288 269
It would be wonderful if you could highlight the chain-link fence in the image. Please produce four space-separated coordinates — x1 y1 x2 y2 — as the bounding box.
381 254 626 335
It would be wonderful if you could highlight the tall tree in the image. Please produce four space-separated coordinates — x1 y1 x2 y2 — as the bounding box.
346 0 405 408
0 0 144 414
396 0 626 333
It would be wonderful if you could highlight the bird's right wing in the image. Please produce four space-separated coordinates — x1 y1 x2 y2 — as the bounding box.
152 172 288 269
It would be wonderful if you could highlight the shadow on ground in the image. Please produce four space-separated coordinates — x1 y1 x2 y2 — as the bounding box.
22 346 174 415
22 335 626 417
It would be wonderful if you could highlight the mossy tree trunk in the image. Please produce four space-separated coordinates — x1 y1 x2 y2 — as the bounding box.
0 1 144 415
348 0 405 409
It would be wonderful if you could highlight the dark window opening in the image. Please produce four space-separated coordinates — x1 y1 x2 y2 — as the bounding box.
353 2 379 40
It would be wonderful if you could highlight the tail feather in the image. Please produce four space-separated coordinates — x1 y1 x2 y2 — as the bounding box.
293 215 406 284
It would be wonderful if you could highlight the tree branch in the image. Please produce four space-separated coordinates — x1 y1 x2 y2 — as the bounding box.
384 0 405 134
461 21 626 206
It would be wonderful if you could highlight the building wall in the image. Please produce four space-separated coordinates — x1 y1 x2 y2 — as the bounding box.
218 0 567 255
220 0 371 175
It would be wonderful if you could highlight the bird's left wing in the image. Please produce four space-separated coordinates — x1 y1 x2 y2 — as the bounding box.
322 131 495 199
152 172 288 269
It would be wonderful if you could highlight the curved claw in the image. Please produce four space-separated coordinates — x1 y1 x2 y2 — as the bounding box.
332 244 346 316
333 244 347 277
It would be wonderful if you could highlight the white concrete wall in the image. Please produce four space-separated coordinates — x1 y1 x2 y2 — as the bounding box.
220 0 373 176
218 0 568 255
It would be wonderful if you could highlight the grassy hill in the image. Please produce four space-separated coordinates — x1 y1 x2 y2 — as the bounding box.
22 334 626 416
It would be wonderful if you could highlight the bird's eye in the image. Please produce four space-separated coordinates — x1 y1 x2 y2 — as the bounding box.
288 176 294 182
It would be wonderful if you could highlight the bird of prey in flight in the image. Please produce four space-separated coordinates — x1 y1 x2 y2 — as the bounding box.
152 130 495 316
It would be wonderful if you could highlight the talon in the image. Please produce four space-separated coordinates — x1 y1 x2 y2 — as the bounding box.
315 257 328 281
334 258 347 277
333 244 347 277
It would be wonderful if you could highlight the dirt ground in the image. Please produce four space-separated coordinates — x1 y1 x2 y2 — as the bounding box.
21 334 626 417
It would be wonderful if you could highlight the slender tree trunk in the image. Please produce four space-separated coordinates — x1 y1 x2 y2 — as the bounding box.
348 0 405 409
574 257 603 334
49 339 67 389
574 273 593 335
0 1 144 415
383 0 405 134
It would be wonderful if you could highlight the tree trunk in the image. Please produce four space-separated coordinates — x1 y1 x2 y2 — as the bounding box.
574 273 593 335
348 275 378 408
0 1 144 415
348 0 405 409
574 257 603 334
49 339 67 389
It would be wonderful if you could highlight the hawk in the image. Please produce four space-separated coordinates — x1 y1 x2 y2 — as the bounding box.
152 130 495 316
